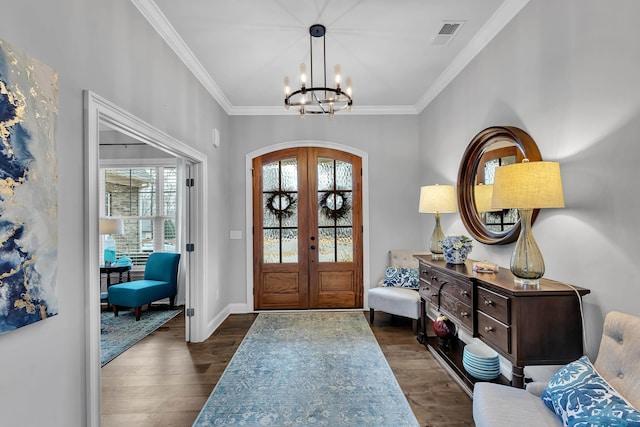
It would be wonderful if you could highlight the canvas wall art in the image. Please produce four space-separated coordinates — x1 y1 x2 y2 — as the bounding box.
0 38 59 335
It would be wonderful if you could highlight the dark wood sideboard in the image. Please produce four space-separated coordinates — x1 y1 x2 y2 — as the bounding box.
414 255 590 391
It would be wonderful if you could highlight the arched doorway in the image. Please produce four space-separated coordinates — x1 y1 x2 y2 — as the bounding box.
252 147 363 310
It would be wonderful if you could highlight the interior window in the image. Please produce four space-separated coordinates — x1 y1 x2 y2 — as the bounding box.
101 166 177 267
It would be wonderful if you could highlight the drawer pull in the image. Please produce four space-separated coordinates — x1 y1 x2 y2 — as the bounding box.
484 326 494 333
483 298 494 306
461 290 470 297
461 311 470 318
422 270 429 274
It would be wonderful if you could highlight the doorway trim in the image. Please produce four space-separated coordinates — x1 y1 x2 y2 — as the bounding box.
245 140 370 312
84 91 208 427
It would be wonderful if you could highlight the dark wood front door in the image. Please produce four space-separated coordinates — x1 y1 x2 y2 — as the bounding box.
253 147 363 310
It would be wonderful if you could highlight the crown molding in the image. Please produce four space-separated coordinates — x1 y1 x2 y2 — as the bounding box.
415 0 530 113
133 0 529 117
131 0 233 114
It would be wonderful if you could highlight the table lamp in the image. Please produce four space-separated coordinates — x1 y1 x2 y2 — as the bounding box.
491 160 564 286
419 185 457 260
99 218 123 267
474 184 494 223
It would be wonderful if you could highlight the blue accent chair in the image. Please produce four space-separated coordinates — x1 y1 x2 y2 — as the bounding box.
108 252 181 321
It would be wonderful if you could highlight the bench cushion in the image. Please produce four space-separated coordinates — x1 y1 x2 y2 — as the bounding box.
368 287 420 320
473 382 561 427
108 280 171 308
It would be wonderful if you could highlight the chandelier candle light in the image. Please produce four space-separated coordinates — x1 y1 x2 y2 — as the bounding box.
419 185 457 260
491 159 565 287
284 24 353 116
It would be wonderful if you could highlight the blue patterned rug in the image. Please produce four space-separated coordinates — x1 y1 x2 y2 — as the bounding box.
100 308 181 367
193 312 419 426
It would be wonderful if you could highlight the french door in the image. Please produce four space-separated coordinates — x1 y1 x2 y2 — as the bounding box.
253 147 363 310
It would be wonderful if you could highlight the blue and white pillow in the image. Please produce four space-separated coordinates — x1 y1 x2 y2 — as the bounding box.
541 356 640 426
382 267 419 288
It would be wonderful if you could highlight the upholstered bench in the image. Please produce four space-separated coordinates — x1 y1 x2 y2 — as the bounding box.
368 250 426 334
473 311 640 426
108 252 180 321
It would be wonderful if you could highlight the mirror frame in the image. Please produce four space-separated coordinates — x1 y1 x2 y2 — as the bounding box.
457 126 542 245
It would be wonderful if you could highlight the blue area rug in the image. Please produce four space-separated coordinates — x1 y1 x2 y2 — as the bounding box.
100 308 181 367
193 312 419 427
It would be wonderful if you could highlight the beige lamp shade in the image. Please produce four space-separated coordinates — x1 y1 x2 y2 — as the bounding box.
491 161 565 209
99 218 124 235
474 184 495 213
418 185 457 213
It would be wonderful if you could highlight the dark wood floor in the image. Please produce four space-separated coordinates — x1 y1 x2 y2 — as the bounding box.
101 309 474 427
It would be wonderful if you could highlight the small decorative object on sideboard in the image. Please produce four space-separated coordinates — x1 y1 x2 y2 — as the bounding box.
472 260 499 273
441 235 473 264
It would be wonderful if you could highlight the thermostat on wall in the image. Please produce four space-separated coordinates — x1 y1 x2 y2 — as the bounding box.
212 128 220 148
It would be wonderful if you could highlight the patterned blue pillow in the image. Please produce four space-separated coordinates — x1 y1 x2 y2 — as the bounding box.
541 356 640 426
383 267 419 288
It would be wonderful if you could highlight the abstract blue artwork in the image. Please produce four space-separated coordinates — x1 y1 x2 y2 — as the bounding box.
0 39 58 335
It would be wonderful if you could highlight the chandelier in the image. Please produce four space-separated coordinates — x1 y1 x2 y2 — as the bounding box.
284 24 353 116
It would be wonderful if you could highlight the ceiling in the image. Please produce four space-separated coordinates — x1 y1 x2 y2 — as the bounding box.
132 0 529 116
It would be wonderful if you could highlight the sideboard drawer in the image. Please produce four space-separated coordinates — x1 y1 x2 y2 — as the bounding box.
419 281 433 301
477 311 511 354
477 286 510 324
447 277 472 305
439 293 473 332
428 269 473 301
419 262 433 283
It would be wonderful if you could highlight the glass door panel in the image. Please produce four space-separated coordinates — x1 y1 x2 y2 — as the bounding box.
317 158 353 263
262 158 299 264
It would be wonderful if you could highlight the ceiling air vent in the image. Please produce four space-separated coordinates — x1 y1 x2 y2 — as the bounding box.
432 21 465 46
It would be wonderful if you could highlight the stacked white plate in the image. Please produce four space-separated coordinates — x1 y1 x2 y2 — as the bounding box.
462 343 501 380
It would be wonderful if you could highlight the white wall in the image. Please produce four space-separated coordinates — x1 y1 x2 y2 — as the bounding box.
0 1 228 426
227 115 423 307
418 0 640 360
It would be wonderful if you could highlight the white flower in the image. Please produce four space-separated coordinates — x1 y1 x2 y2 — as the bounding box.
440 235 472 251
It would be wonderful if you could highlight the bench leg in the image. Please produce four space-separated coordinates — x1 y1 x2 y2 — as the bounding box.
369 308 374 324
134 307 142 321
169 296 175 309
412 319 418 335
112 306 119 317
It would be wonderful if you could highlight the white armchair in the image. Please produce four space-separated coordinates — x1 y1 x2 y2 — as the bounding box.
368 249 427 334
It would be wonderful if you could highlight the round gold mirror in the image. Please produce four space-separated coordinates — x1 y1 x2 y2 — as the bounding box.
457 126 542 245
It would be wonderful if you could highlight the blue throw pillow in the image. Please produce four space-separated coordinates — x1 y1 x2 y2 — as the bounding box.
541 356 640 426
383 267 419 288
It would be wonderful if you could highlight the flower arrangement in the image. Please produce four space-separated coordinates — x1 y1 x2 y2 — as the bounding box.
440 235 473 264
